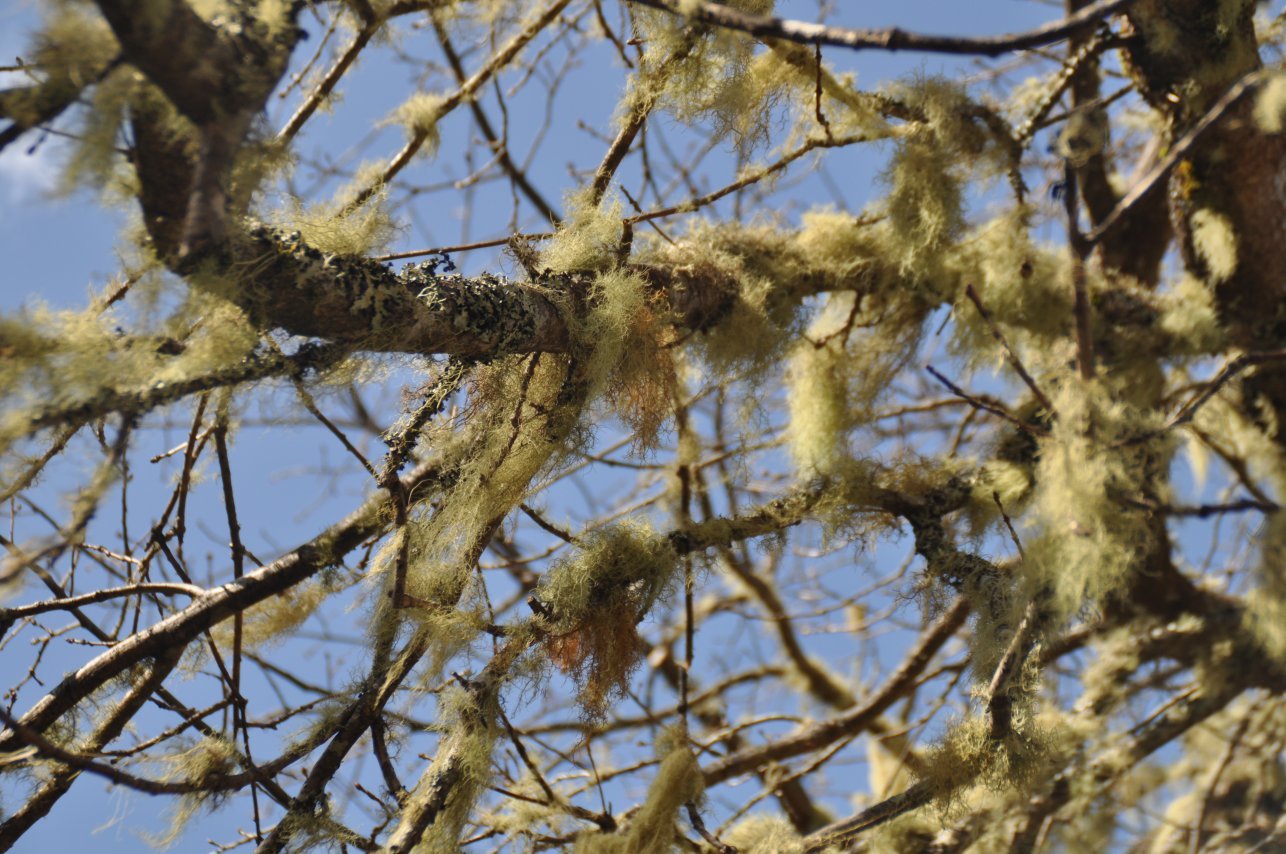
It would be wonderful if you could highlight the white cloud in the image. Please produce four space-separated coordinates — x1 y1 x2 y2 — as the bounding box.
0 63 71 206
0 135 65 205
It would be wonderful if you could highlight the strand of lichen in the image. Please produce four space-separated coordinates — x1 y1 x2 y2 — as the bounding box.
572 725 704 853
0 290 288 450
535 519 681 718
384 683 499 853
1024 379 1165 617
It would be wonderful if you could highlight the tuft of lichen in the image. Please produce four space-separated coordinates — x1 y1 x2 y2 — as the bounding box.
1254 70 1286 131
1157 274 1224 354
266 192 399 257
541 189 625 273
151 736 240 847
386 92 446 156
924 714 1061 799
370 351 589 646
209 575 339 653
628 0 776 154
572 726 703 853
785 273 926 480
535 520 679 718
393 683 499 853
583 269 677 453
0 291 259 452
1190 208 1239 283
948 205 1069 361
1247 482 1286 665
723 815 805 854
787 337 850 475
1024 380 1163 617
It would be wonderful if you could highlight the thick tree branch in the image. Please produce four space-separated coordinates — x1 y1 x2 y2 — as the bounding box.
628 0 1136 56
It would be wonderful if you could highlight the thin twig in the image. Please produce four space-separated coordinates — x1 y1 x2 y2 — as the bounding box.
371 233 553 262
1062 161 1096 380
925 366 1048 435
964 284 1053 412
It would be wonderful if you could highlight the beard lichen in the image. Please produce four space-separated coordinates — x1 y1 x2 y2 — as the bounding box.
383 354 587 616
534 520 680 720
1023 380 1164 617
572 725 704 853
151 735 240 848
723 815 805 854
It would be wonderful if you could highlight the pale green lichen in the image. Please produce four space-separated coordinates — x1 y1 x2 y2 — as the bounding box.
1024 381 1162 616
0 291 259 452
948 205 1069 363
723 815 804 854
266 193 399 257
881 137 963 280
208 574 340 653
628 0 775 153
573 726 704 853
386 91 446 155
1247 483 1286 664
1190 208 1239 283
536 519 679 717
151 736 240 848
582 268 677 453
393 684 499 853
1157 274 1224 354
541 188 625 273
787 337 849 475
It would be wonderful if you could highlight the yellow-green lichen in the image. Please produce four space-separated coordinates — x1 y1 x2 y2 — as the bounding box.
573 726 703 853
536 519 679 718
1190 208 1239 283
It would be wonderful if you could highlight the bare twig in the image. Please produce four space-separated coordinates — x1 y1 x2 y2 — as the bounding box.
964 284 1053 412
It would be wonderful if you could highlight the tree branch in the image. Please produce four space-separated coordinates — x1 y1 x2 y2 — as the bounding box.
628 0 1135 57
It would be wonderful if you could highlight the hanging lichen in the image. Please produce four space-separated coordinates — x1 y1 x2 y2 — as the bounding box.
572 725 703 853
396 683 500 853
1024 380 1163 616
534 520 680 719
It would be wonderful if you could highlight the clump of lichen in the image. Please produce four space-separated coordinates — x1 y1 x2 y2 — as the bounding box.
1248 480 1286 664
578 268 679 454
1157 274 1224 355
638 211 924 380
541 189 625 273
787 337 850 475
572 726 703 852
0 292 259 454
723 815 805 854
386 91 446 157
785 288 925 478
1254 70 1286 131
151 736 240 847
628 0 776 153
924 714 1063 802
376 353 585 622
1023 380 1163 617
4 5 119 189
396 683 499 852
209 573 344 653
878 77 1009 285
948 206 1070 359
1190 207 1239 284
535 520 680 718
266 192 399 257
